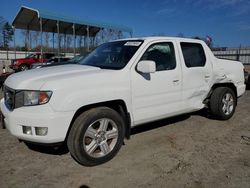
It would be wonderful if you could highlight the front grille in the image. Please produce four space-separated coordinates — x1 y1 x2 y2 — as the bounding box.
4 86 15 111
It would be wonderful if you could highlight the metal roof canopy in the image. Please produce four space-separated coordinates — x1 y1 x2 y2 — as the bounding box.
12 6 133 37
11 6 133 58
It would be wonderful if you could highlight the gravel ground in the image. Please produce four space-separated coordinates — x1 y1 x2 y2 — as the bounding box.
0 90 250 188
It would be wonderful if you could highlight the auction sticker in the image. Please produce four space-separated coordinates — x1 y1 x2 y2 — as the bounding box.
124 41 142 46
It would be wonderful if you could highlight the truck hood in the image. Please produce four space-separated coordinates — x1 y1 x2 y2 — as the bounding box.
5 64 101 90
15 58 31 62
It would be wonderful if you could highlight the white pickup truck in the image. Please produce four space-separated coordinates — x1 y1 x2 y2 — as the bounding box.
0 37 246 166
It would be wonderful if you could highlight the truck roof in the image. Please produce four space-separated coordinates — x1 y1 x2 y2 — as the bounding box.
114 36 204 43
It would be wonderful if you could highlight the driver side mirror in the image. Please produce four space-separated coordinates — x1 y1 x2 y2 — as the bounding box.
137 60 156 74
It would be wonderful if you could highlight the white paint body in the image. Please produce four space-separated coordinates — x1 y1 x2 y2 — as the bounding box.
0 37 246 143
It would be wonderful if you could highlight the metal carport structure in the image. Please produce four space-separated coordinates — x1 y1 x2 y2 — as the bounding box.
12 6 133 58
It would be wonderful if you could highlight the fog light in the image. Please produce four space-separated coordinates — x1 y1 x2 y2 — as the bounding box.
22 126 32 135
35 127 48 136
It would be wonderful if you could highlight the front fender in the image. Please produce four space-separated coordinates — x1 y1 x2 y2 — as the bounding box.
49 86 132 113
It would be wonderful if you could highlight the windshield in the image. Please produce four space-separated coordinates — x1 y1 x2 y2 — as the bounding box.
79 40 143 69
25 54 35 58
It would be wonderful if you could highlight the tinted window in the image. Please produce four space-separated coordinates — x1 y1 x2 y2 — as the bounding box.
181 43 206 67
140 42 176 71
45 54 55 59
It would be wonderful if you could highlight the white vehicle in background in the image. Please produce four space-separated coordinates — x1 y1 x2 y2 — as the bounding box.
0 37 245 166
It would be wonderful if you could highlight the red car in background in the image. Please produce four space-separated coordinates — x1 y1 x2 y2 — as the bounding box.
9 52 55 71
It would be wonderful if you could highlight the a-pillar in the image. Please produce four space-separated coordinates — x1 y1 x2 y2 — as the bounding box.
39 18 43 58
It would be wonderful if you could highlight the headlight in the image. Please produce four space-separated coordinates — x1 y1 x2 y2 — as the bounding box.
15 90 52 108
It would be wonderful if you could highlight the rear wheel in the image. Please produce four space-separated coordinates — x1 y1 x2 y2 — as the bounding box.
209 87 236 120
67 107 125 166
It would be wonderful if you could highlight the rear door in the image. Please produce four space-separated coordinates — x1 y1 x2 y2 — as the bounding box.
179 42 213 110
131 41 183 125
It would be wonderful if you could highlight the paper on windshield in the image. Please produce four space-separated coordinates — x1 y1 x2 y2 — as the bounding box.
124 41 142 46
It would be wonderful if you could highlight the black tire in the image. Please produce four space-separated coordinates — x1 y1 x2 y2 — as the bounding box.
19 64 29 71
67 107 125 166
209 87 236 120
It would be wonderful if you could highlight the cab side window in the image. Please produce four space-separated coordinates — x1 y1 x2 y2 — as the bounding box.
44 53 54 59
140 42 176 71
181 42 206 68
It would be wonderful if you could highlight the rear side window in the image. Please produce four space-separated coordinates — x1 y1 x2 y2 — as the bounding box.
45 54 55 59
181 42 206 68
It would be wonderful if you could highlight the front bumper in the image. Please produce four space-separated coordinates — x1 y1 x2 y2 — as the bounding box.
237 83 246 97
0 98 75 143
9 64 19 70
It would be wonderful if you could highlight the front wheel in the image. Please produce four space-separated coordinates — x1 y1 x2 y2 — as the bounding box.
209 87 236 120
19 64 29 71
67 107 125 166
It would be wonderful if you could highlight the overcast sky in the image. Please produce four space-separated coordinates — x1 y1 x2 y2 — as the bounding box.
1 0 250 47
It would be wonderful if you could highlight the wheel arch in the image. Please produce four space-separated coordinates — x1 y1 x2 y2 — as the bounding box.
19 63 30 69
205 82 237 104
65 99 131 143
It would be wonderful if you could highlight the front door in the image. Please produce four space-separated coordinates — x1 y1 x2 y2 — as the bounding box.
131 41 182 125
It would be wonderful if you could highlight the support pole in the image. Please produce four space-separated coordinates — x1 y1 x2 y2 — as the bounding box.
40 18 43 58
73 24 76 56
13 26 16 60
27 29 29 52
64 33 66 56
29 29 31 51
79 35 82 53
52 32 54 51
57 20 60 56
86 26 89 52
84 36 86 50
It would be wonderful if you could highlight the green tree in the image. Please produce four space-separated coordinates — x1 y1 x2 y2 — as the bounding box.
2 22 14 59
2 22 14 48
0 16 5 47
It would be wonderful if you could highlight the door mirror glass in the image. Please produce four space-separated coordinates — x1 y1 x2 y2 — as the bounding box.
137 60 156 73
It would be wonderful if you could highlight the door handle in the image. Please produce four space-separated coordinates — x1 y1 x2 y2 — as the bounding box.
204 75 210 79
173 79 179 82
